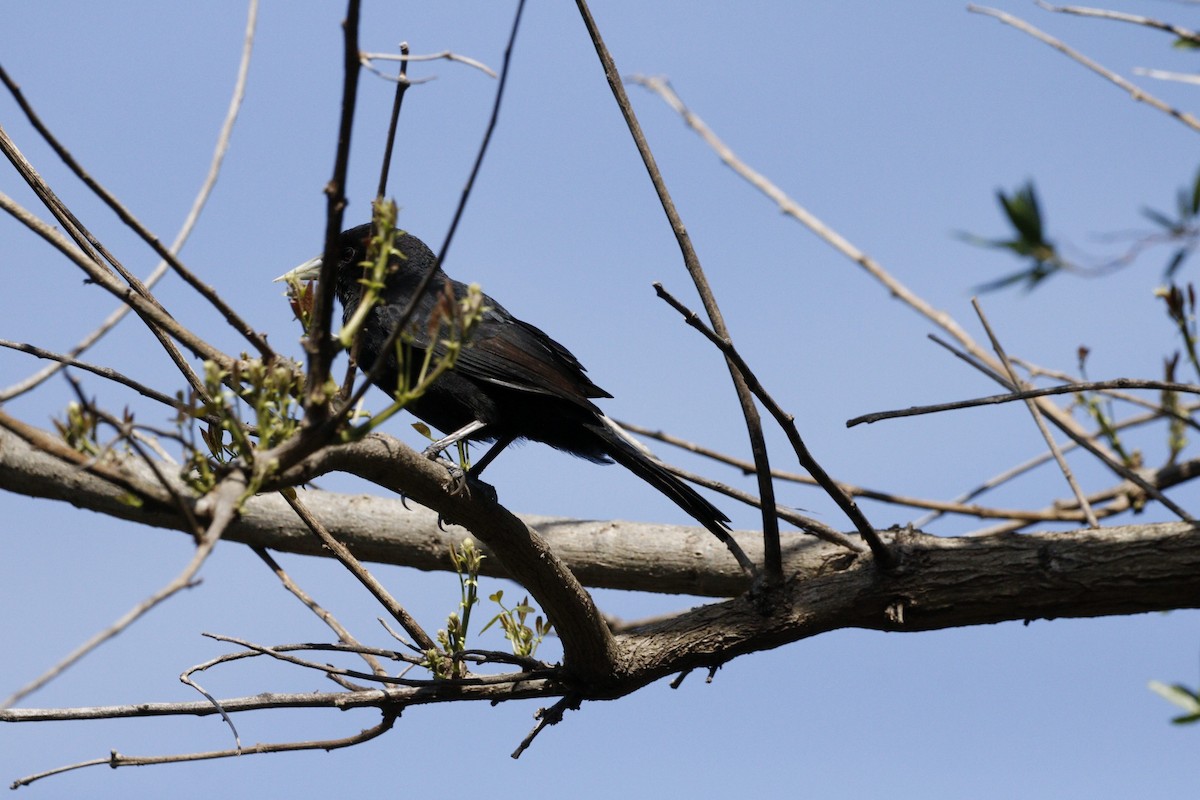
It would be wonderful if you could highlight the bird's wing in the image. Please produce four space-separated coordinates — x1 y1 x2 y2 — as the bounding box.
373 277 612 408
450 309 613 408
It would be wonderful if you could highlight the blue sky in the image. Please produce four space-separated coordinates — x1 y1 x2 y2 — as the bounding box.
2 2 1198 797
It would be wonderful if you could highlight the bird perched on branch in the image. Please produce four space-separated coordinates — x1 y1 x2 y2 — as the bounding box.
278 222 752 573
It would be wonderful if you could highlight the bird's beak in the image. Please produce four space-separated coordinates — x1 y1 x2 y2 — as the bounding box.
273 254 323 284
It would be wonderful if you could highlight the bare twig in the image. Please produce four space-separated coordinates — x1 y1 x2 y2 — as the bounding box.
630 73 982 354
971 298 1099 527
303 0 363 419
0 0 258 401
1035 2 1200 46
512 694 581 759
576 1 784 582
621 419 1115 524
332 0 527 431
629 71 1156 492
1 472 244 710
280 489 438 653
848 378 1200 428
0 679 560 724
361 48 498 78
0 193 235 371
376 42 411 201
968 4 1200 134
933 320 1195 523
253 547 389 677
1012 357 1200 431
653 282 889 564
0 7 273 362
10 713 398 789
0 126 209 397
0 339 182 409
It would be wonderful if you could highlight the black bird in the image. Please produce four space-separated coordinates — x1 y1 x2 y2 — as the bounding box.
279 223 751 571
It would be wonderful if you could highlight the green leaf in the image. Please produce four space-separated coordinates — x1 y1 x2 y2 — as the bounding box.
974 262 1057 294
998 182 1045 244
117 492 144 508
1149 679 1200 722
1141 206 1179 232
1165 248 1190 278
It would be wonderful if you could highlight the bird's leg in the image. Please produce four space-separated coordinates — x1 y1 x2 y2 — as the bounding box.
434 434 513 505
422 419 489 460
422 423 514 501
466 434 515 478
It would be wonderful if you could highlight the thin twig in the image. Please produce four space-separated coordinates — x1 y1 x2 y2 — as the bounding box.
654 282 890 564
1035 2 1200 46
0 125 208 398
189 637 547 684
362 48 498 78
968 4 1200 134
304 0 363 417
0 193 235 371
630 73 983 356
376 42 410 201
577 2 784 582
971 298 1099 527
629 72 1144 486
3 672 562 727
512 694 581 759
0 7 273 361
934 323 1195 522
0 339 182 409
621 419 1113 524
280 489 438 653
10 713 398 789
333 0 527 428
0 0 257 400
178 670 242 750
848 378 1200 427
1012 357 1200 431
253 546 389 677
1 472 243 710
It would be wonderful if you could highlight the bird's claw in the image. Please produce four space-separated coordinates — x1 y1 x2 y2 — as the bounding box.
421 441 453 461
441 462 470 496
437 462 499 503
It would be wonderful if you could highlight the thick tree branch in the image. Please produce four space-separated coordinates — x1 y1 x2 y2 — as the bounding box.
2 424 1197 629
610 521 1200 688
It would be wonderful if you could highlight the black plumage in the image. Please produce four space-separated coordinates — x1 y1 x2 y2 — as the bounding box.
292 223 742 561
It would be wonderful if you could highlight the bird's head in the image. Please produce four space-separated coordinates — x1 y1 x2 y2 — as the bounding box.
272 223 375 285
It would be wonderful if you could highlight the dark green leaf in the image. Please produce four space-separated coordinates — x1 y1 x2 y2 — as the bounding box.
1165 248 1190 278
997 182 1045 245
1141 206 1179 231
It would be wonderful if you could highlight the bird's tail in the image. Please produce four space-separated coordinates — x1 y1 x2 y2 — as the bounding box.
592 417 756 576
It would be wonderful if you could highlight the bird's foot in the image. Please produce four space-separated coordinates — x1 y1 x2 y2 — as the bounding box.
440 462 470 496
434 465 498 531
436 461 499 504
421 441 454 461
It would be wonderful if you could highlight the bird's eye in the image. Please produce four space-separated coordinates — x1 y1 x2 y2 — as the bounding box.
340 246 355 265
